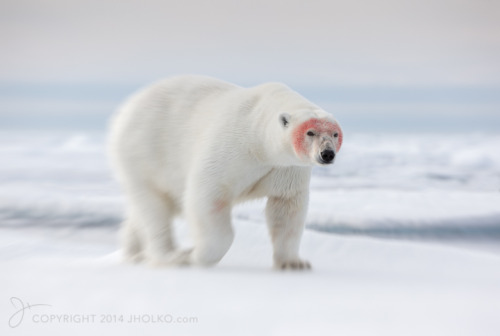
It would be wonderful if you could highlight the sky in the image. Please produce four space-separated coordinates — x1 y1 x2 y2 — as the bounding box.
1 0 499 132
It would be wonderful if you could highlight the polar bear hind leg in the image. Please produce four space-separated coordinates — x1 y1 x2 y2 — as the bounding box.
120 219 144 263
121 184 179 266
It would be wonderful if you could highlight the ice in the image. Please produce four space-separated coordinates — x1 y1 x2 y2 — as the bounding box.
1 223 500 336
1 130 500 335
1 131 498 237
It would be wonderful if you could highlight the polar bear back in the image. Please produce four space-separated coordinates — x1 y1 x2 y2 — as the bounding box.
110 76 291 201
109 76 239 193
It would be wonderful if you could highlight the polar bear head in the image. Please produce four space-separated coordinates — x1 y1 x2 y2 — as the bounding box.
279 110 343 166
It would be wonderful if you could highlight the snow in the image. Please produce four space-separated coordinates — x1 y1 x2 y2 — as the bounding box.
1 130 500 335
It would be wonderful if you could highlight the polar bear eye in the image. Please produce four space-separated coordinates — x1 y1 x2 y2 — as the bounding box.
334 133 339 138
307 131 315 136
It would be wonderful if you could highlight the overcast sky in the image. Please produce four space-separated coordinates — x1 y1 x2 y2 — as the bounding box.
1 0 499 131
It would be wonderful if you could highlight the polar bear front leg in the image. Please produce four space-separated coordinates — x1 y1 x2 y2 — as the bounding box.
265 191 311 270
185 187 234 266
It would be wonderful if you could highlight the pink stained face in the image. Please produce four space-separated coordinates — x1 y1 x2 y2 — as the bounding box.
292 118 343 156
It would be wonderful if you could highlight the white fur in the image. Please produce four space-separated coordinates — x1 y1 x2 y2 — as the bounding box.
108 75 342 269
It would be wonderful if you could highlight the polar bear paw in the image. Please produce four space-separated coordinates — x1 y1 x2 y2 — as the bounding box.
145 249 193 268
275 259 312 271
124 251 144 264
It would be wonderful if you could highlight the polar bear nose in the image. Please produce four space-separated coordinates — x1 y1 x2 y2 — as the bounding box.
320 149 335 163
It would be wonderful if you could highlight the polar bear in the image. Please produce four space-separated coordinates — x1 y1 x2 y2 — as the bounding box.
108 75 343 270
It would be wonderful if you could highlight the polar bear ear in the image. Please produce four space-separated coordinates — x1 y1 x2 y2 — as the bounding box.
279 113 291 128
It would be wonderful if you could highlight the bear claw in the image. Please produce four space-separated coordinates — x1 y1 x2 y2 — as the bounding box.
277 260 312 270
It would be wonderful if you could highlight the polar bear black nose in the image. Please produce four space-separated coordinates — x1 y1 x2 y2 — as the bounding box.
320 149 335 163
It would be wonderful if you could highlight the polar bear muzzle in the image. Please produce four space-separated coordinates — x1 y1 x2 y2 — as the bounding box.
320 149 335 164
